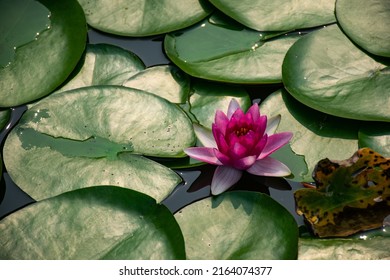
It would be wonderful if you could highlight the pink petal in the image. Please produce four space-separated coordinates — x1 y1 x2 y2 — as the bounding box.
231 142 249 159
233 155 257 170
214 110 229 135
193 124 217 148
213 124 229 154
247 157 291 177
214 149 232 166
184 147 222 165
258 132 293 159
246 103 260 124
227 99 240 119
211 166 243 195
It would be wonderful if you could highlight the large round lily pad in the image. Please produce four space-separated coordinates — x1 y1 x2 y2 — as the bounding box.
0 186 185 259
56 43 145 93
77 0 213 36
336 0 390 57
3 86 195 201
165 13 303 84
0 0 87 107
260 89 359 182
208 0 336 31
283 24 390 122
175 191 298 259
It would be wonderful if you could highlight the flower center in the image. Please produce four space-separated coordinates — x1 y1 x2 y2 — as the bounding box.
235 127 250 136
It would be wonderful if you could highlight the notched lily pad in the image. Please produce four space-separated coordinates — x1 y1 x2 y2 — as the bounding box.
0 186 185 259
295 148 390 237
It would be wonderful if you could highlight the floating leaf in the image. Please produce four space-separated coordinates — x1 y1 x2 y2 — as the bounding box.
295 148 390 237
77 0 213 36
165 13 303 84
208 0 336 31
336 0 390 57
188 79 251 128
123 65 190 104
260 89 359 182
175 191 298 259
0 109 10 131
0 0 87 107
3 86 196 201
283 24 390 122
0 186 185 259
56 43 145 93
359 122 390 157
298 235 390 260
0 0 50 68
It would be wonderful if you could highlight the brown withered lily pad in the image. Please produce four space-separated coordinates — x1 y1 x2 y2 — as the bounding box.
295 148 390 237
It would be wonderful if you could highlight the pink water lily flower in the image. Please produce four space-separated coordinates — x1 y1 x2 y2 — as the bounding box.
184 99 293 195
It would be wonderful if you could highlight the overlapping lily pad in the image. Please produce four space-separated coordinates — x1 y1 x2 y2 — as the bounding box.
0 109 10 131
283 24 390 122
336 0 390 57
208 0 336 31
0 0 87 107
358 122 390 157
123 65 190 104
77 0 213 36
3 86 196 201
260 89 359 182
165 13 303 84
56 44 145 93
0 186 185 259
175 191 298 259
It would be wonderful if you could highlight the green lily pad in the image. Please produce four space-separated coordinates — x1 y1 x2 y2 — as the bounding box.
77 0 213 36
298 235 390 260
0 186 185 259
208 0 336 31
0 0 50 68
3 86 196 201
175 191 298 259
283 24 390 122
164 13 303 84
358 122 390 157
56 44 145 93
260 89 359 182
188 79 251 128
336 0 390 57
0 109 10 130
0 0 87 107
123 65 190 104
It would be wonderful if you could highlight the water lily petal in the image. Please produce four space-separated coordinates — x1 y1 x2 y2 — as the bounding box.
258 132 293 159
193 123 217 148
211 166 243 195
227 98 240 119
233 155 257 170
246 102 260 124
214 110 229 135
184 147 222 165
265 115 281 135
214 149 232 166
213 124 230 154
247 157 291 177
231 141 249 159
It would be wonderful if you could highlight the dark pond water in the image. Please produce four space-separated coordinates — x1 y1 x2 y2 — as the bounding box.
0 28 305 226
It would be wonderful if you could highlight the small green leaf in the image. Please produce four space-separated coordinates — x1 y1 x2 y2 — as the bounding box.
165 13 303 84
0 0 87 107
77 0 213 36
123 65 190 104
283 24 390 122
0 186 185 259
336 0 390 57
56 44 145 93
260 89 359 182
208 0 336 31
175 191 298 259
